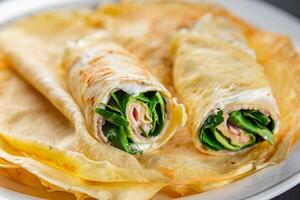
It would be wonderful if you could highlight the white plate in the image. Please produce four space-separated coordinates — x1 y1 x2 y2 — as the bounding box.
0 0 299 199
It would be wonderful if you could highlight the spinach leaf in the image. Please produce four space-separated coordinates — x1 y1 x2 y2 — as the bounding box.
111 92 123 111
228 110 274 145
99 103 123 116
199 109 273 152
135 93 150 103
95 90 167 154
121 93 131 114
148 92 166 137
212 128 240 151
200 128 224 151
242 110 270 126
95 108 129 127
102 122 141 154
149 99 159 132
199 110 225 151
203 110 224 129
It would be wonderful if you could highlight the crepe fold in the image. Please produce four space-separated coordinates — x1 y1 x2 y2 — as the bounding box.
62 31 186 154
171 15 280 155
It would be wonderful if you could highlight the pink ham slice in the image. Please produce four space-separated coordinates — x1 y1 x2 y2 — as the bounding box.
224 122 253 146
126 101 153 137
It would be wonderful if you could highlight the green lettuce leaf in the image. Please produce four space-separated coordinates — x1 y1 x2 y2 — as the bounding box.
200 109 275 151
148 92 166 137
199 110 225 150
212 128 240 151
95 90 167 154
200 127 224 151
228 110 274 145
102 122 142 154
95 108 128 127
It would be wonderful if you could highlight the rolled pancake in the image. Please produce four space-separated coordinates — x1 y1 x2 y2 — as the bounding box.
0 61 167 199
0 11 169 200
171 15 280 154
0 12 144 165
62 31 186 154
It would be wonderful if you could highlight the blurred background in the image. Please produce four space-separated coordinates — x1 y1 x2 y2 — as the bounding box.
263 0 300 18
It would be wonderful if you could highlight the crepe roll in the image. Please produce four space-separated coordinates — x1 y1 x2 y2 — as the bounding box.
62 31 186 154
171 15 280 155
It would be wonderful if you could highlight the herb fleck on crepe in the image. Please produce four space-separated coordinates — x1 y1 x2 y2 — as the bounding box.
95 90 167 154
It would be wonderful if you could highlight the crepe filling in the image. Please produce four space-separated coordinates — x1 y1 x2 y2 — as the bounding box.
95 90 167 154
200 110 275 151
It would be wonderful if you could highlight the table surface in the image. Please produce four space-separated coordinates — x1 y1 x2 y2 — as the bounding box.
0 0 299 199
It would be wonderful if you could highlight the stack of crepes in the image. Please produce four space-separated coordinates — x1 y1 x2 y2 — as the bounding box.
0 1 299 199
